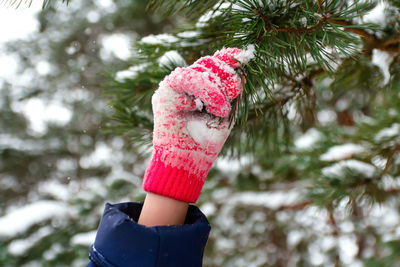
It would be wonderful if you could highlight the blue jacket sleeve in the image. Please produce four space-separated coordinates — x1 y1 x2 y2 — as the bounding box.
87 202 211 267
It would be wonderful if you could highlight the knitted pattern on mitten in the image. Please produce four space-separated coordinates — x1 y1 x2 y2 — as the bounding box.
143 47 249 203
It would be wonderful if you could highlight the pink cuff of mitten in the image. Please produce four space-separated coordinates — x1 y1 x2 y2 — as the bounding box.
143 148 212 203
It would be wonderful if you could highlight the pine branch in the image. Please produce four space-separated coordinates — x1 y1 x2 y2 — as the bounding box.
329 19 400 53
253 8 400 53
253 10 332 44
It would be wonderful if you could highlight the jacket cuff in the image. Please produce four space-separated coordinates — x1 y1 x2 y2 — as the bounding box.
88 202 210 267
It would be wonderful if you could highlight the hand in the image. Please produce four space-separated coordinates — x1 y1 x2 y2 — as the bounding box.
143 48 245 203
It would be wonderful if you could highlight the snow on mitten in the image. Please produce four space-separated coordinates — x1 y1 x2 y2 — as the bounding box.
143 47 251 203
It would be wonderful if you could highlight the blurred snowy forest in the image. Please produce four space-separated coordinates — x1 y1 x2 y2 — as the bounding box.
0 0 400 267
0 0 168 265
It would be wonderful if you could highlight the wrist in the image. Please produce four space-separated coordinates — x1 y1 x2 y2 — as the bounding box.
138 193 189 226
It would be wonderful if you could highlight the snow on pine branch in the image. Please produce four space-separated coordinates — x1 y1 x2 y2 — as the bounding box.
322 159 376 178
8 226 53 256
320 144 365 161
294 128 322 150
140 33 179 45
115 63 148 82
158 50 186 68
374 123 400 142
0 201 69 239
70 230 97 247
235 44 256 64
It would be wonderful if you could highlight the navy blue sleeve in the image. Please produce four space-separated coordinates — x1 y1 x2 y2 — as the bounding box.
87 202 211 267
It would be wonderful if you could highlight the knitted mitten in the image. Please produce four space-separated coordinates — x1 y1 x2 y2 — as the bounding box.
143 48 247 203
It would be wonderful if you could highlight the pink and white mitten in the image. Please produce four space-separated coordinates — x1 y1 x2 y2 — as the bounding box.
143 47 249 203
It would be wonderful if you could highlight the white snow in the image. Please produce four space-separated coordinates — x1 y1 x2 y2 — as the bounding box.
320 236 336 251
0 201 68 239
292 206 330 232
58 159 78 175
87 10 100 23
80 142 113 168
11 98 72 136
362 2 387 26
372 49 392 84
321 159 376 177
38 181 70 201
308 243 327 265
215 238 236 251
8 226 53 256
36 61 52 76
370 202 400 228
286 102 297 120
235 44 256 64
0 3 40 43
186 118 226 147
335 98 350 112
177 31 200 38
338 235 359 264
340 221 355 233
380 175 400 191
320 144 365 161
71 230 97 246
0 134 45 151
100 33 133 60
200 202 217 217
226 190 300 210
196 2 233 28
287 230 304 248
95 0 117 10
158 50 186 67
194 98 203 111
196 10 223 28
0 55 18 77
371 155 387 169
140 33 178 45
115 63 148 82
300 17 307 27
216 156 252 173
43 243 63 261
317 109 337 125
294 128 322 150
215 189 301 229
374 123 400 142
